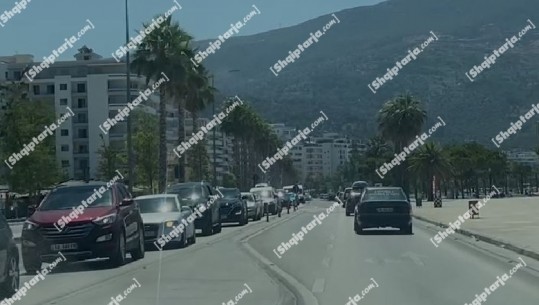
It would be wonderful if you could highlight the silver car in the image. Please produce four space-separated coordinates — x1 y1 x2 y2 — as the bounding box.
242 192 263 221
135 194 196 249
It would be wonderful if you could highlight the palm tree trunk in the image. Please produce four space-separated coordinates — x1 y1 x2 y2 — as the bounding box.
177 99 186 182
158 89 167 192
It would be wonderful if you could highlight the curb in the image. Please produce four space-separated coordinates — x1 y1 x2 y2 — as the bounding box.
413 215 539 261
241 210 319 305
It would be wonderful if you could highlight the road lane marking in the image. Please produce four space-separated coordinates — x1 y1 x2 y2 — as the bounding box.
312 278 325 293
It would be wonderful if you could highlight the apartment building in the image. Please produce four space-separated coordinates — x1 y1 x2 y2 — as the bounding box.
0 46 174 180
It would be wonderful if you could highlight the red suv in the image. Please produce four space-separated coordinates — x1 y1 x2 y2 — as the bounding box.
21 181 144 273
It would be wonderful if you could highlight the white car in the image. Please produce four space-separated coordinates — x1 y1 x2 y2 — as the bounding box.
242 192 263 221
135 194 196 249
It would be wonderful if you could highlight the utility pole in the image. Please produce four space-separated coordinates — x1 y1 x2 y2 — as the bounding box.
125 0 133 193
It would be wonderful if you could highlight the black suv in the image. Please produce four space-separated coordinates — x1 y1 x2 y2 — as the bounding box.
217 188 248 225
0 213 19 298
167 182 222 236
21 181 145 272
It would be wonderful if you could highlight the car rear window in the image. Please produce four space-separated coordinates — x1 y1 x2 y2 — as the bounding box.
363 189 406 201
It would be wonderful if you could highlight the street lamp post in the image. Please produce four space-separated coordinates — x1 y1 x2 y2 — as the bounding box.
211 76 217 186
125 0 134 193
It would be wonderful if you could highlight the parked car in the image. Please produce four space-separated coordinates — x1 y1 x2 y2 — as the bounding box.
354 187 412 234
217 188 248 225
254 183 270 188
167 182 221 236
250 186 281 215
242 192 263 221
135 194 196 249
22 181 145 273
0 213 19 298
305 193 312 201
346 181 369 216
343 187 352 207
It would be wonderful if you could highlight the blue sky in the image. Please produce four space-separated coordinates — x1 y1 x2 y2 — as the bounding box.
0 0 383 60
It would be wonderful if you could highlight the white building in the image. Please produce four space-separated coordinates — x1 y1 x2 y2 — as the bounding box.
270 124 352 181
0 47 174 180
505 149 539 168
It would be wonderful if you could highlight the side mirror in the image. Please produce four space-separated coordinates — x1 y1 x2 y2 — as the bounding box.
181 206 192 213
27 205 36 216
120 198 134 206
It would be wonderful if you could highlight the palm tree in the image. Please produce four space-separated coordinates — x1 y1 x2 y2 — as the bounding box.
378 93 426 193
132 15 193 191
409 142 452 201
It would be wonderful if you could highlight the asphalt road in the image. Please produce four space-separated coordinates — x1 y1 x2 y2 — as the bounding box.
11 199 539 305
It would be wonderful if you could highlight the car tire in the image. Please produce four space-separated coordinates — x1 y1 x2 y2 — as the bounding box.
202 213 213 236
110 231 127 267
355 222 363 235
189 228 196 244
213 217 222 234
131 227 145 260
0 253 19 297
179 231 189 248
403 224 413 235
23 256 41 275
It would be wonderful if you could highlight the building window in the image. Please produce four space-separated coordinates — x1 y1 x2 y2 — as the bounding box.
77 113 88 123
60 129 69 136
77 83 86 93
61 145 69 152
77 98 87 108
61 160 70 167
78 129 88 138
13 71 21 80
46 85 55 94
60 98 68 105
60 84 67 90
33 85 40 95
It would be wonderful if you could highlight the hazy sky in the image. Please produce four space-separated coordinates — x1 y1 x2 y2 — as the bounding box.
0 0 384 60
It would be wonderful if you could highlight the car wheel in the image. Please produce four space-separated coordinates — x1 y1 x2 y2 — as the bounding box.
23 255 41 275
202 213 213 236
355 222 363 235
189 227 196 244
110 231 127 267
131 227 145 260
0 253 19 297
403 224 413 235
179 231 188 248
213 217 222 234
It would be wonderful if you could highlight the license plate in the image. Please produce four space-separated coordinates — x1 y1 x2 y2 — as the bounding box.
144 231 156 237
51 243 78 251
377 208 394 213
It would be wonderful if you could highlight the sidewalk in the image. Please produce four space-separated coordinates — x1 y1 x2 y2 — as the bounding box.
413 197 539 260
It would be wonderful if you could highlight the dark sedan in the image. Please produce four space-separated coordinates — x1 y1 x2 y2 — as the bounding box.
354 187 412 234
218 188 248 225
346 181 368 216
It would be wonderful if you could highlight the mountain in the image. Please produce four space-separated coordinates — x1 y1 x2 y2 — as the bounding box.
197 0 539 148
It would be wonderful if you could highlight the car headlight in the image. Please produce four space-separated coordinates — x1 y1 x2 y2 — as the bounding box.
93 214 117 225
165 221 178 228
23 220 39 231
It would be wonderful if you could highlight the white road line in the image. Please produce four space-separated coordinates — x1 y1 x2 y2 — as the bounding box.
312 278 325 293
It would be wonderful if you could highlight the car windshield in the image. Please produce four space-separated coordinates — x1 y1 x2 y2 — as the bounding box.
363 189 406 201
252 190 272 199
167 185 202 200
136 197 179 213
220 189 239 199
39 186 113 210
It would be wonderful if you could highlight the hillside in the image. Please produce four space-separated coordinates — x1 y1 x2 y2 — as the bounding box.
198 0 539 148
